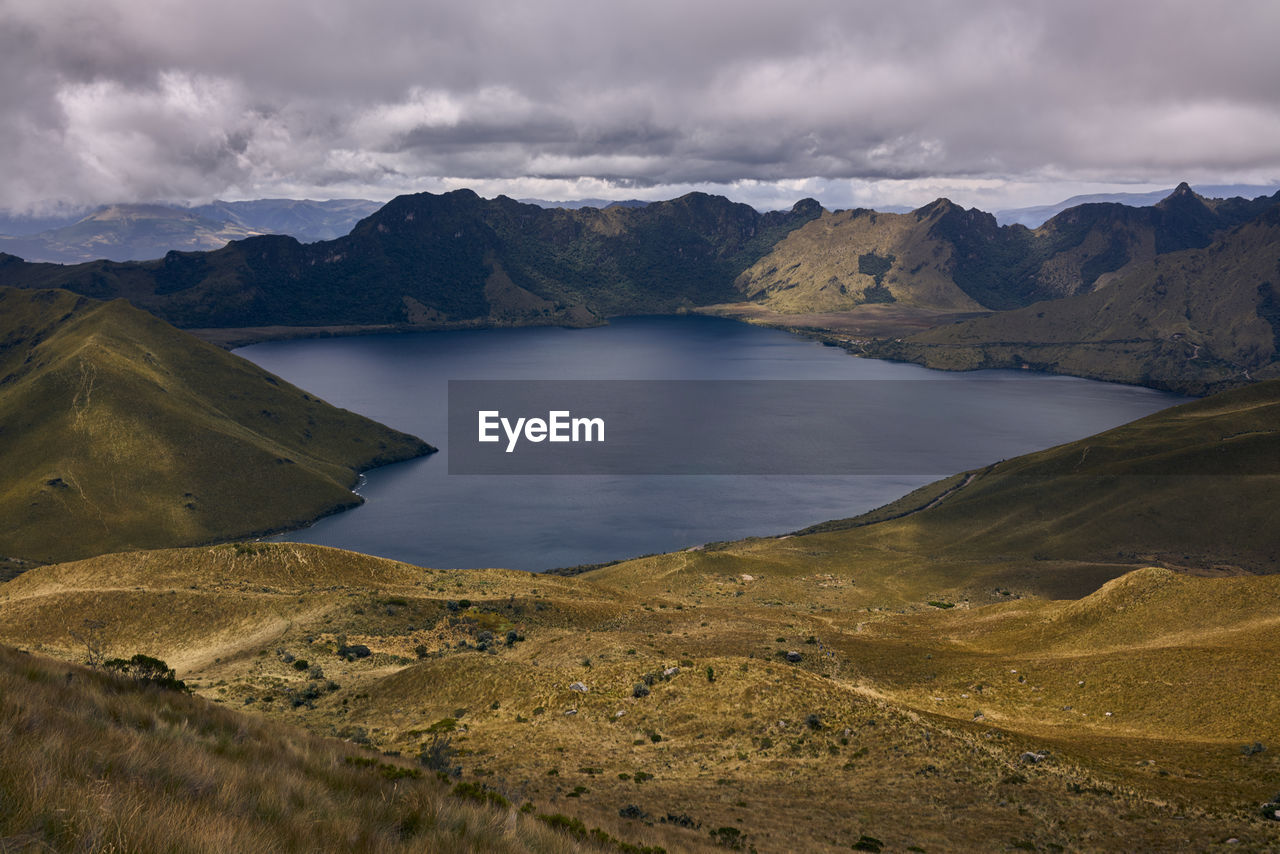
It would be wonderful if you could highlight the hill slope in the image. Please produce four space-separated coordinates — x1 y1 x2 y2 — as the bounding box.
870 203 1280 394
0 288 432 563
0 644 588 853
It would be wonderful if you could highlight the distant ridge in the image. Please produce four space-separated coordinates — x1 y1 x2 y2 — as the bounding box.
0 199 383 263
872 197 1280 394
996 182 1280 227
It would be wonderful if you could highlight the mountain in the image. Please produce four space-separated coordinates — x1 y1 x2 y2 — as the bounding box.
997 183 1280 227
0 287 432 563
0 199 385 264
187 198 384 243
0 190 823 331
869 201 1280 394
734 184 1280 316
732 201 988 312
0 204 268 263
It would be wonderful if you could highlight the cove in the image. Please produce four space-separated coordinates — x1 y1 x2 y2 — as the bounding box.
236 316 1187 571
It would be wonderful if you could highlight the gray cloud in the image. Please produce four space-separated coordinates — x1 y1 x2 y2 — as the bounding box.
2 0 1278 214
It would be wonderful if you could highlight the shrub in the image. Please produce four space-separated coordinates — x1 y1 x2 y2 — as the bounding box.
418 733 460 777
537 813 587 840
102 654 188 692
452 781 510 808
710 826 746 849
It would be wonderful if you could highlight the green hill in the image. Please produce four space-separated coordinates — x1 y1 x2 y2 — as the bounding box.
0 287 432 563
870 202 1280 394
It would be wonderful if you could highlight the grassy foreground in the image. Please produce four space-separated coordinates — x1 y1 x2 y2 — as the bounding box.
4 542 1279 853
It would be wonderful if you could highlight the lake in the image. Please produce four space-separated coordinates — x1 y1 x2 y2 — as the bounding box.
236 316 1186 571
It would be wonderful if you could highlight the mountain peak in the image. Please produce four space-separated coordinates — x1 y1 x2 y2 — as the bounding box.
1156 182 1205 209
790 198 823 217
913 198 957 219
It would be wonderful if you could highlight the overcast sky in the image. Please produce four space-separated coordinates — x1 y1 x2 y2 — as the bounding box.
3 0 1279 214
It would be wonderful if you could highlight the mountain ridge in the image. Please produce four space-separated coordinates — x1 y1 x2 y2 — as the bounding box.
866 202 1280 394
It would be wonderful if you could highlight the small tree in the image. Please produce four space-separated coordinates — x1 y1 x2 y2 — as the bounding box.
68 619 108 669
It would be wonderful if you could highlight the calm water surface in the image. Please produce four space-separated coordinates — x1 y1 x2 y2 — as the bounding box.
236 316 1186 570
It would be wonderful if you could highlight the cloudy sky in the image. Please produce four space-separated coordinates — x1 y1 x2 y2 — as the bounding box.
3 0 1279 214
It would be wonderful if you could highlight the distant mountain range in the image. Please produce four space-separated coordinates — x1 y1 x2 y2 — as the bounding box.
995 183 1280 227
0 191 823 328
0 199 382 263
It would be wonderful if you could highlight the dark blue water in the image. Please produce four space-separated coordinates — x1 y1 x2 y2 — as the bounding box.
236 316 1186 570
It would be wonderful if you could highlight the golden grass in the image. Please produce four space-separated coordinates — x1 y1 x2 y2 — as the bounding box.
6 543 1280 852
0 644 597 853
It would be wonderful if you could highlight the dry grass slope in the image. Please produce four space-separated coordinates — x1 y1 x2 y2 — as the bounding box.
5 540 1279 852
0 644 593 853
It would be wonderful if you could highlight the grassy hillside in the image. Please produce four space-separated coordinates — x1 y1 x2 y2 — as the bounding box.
732 203 984 312
0 287 432 563
0 644 594 853
5 539 1279 853
871 203 1280 394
